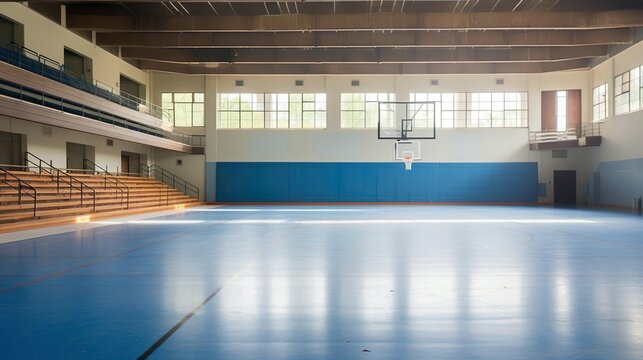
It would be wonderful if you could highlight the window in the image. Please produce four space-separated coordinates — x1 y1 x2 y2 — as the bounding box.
292 93 327 129
440 93 468 128
592 84 608 121
340 93 395 128
468 93 492 128
615 65 643 115
161 93 204 127
556 91 567 131
218 93 326 129
410 92 527 128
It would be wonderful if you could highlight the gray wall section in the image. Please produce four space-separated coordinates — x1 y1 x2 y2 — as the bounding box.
592 159 643 207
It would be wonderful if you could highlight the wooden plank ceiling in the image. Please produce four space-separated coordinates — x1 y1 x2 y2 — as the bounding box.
25 0 643 74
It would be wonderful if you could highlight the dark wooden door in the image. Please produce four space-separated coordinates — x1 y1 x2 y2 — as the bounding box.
554 170 576 205
121 155 129 174
567 89 581 132
541 91 557 131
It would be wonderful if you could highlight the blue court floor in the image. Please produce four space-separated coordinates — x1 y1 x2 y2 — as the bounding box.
0 205 642 359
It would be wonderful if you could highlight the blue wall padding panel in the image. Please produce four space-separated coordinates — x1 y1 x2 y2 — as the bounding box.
213 162 538 203
594 158 643 207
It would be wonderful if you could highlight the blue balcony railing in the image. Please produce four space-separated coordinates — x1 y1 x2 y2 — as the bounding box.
0 40 168 122
0 78 204 147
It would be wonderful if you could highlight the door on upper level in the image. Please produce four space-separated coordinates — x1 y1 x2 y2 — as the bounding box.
541 90 581 132
64 48 93 83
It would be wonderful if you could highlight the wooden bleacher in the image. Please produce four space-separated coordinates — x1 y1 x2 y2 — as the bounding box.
0 166 201 230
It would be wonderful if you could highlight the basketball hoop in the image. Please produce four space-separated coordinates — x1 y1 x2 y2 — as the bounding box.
403 156 413 170
402 151 414 171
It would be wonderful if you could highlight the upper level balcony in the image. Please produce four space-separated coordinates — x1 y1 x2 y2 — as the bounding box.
529 122 602 150
0 41 203 153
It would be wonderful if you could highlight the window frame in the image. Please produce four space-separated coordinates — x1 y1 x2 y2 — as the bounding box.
161 92 205 127
218 92 326 129
592 83 608 122
410 92 528 128
556 91 567 132
340 93 395 129
614 65 643 116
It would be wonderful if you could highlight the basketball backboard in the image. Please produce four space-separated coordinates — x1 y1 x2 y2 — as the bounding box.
395 140 421 170
395 140 421 160
378 101 436 140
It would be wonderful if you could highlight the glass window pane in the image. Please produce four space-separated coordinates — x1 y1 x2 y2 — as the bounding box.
174 93 192 102
161 93 173 104
174 103 191 126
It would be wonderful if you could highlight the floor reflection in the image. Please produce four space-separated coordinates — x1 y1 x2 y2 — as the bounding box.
0 205 641 359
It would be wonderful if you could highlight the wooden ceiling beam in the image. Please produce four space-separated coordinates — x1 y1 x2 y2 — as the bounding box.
67 10 643 32
121 46 608 64
97 28 633 48
138 58 591 74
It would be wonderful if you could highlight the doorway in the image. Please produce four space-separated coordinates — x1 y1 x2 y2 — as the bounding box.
554 170 577 205
0 15 23 46
66 142 95 172
120 75 145 101
121 154 129 174
120 151 141 175
0 130 24 168
64 48 93 82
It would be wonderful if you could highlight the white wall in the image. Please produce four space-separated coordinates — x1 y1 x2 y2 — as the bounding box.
531 148 591 204
148 69 600 203
215 128 529 163
150 73 206 136
154 149 205 201
526 70 590 132
0 2 148 98
588 40 643 165
211 73 533 162
0 115 154 171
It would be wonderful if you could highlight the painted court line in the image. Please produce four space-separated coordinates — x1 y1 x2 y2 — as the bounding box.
137 220 305 358
296 219 596 224
107 218 597 226
136 265 251 359
137 287 224 360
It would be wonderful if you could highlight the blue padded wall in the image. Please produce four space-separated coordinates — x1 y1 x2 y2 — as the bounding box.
213 162 538 203
594 158 643 207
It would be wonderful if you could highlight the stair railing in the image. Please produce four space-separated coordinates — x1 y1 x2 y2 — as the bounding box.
140 163 199 199
24 152 96 212
0 167 37 218
83 159 130 209
138 165 170 206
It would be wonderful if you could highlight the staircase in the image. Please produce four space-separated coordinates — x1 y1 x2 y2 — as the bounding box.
0 159 201 228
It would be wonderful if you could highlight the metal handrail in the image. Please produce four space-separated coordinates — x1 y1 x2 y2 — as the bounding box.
581 122 602 137
529 128 578 144
24 152 96 212
0 77 203 148
0 167 37 218
154 183 170 206
140 163 199 199
137 164 170 206
83 159 130 209
0 39 169 121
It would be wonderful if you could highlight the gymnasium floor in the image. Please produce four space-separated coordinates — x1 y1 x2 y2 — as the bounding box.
0 205 641 359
